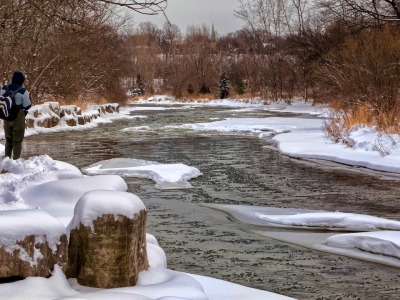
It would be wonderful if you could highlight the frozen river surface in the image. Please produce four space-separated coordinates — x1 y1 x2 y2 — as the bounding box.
24 104 400 300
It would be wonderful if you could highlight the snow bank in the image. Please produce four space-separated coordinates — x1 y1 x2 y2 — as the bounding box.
21 175 128 226
0 266 78 300
0 156 82 210
0 264 294 300
82 158 202 189
188 273 295 300
69 190 146 231
68 268 208 300
326 231 400 259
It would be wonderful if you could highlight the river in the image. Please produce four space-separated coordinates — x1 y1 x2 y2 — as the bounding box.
23 104 400 299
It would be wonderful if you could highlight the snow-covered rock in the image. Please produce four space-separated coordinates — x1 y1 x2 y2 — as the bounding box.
0 210 67 278
25 102 119 129
66 190 148 288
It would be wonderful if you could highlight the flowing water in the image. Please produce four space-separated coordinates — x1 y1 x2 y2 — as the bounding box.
23 104 400 299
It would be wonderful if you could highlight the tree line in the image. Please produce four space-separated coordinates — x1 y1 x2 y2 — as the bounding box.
2 0 400 133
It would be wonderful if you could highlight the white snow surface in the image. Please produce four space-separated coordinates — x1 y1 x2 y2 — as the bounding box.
82 158 202 189
146 233 167 269
0 156 83 211
21 174 127 226
69 190 146 231
188 273 294 300
0 264 291 300
326 231 400 259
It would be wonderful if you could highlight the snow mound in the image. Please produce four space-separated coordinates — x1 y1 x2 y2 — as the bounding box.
256 211 400 231
0 156 82 210
82 158 202 189
326 231 400 259
0 210 66 256
146 233 167 269
69 190 146 231
21 175 128 226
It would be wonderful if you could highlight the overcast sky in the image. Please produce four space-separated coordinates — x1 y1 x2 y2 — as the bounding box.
134 0 246 35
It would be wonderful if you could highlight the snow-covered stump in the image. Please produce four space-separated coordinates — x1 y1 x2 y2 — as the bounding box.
66 190 149 288
0 210 67 279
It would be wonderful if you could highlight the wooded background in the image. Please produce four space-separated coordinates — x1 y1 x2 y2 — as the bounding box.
2 0 400 131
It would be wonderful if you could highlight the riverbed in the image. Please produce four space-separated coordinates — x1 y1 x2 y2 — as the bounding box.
23 104 400 299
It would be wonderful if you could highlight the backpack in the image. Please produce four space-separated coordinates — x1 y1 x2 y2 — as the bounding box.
0 85 23 121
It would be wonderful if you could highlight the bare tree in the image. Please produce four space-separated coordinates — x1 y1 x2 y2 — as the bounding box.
319 0 400 24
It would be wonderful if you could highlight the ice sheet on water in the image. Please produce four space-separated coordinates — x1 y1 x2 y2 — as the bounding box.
206 203 400 268
82 158 202 190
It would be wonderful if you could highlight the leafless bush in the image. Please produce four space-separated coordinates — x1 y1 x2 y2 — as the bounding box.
371 137 392 157
322 111 355 148
320 25 400 131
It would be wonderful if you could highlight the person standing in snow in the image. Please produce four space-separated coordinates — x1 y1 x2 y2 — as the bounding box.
1 71 31 160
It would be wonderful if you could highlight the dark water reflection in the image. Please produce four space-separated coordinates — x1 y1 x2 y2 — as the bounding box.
23 104 400 300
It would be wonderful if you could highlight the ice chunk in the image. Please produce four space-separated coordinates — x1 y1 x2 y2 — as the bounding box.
82 158 202 190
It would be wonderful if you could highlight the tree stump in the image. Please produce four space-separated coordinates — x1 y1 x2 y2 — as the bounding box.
0 210 67 279
66 190 149 288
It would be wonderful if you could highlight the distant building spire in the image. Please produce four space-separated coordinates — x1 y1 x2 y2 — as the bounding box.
211 23 216 40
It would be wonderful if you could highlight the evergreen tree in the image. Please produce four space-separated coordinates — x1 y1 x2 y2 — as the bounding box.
235 79 245 96
131 74 146 96
137 74 146 95
199 83 211 94
218 74 229 99
187 83 194 95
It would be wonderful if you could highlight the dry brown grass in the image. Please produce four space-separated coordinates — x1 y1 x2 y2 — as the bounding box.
324 100 400 149
327 101 400 134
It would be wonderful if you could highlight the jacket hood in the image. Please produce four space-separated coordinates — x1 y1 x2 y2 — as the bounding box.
11 71 25 86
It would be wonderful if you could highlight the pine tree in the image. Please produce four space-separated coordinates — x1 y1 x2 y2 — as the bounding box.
137 74 145 95
218 74 229 99
199 83 211 94
235 79 245 96
131 74 146 97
